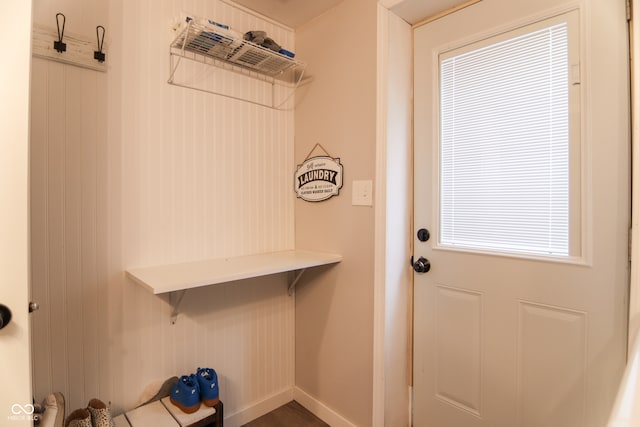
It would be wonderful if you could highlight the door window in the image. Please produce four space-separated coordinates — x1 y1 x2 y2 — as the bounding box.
438 12 580 258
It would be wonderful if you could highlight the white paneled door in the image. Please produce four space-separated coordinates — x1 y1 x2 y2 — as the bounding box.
412 0 630 426
0 1 33 426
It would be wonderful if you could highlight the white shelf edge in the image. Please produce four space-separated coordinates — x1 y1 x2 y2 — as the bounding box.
126 249 342 295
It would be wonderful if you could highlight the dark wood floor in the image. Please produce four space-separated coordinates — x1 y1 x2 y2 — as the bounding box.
242 401 329 427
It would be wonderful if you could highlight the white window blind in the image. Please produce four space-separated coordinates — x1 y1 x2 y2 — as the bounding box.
439 22 570 256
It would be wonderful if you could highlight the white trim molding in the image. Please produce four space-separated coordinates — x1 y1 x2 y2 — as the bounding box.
223 388 294 427
629 0 640 353
293 387 357 427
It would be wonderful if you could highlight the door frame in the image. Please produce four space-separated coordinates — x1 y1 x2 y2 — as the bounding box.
629 0 640 354
0 0 33 425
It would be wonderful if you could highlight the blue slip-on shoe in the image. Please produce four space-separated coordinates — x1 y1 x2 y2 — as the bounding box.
196 367 219 406
170 375 201 414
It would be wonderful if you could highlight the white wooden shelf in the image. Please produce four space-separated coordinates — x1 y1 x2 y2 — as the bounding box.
127 250 342 323
127 249 342 294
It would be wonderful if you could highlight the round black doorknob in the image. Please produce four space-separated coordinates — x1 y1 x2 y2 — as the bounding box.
417 228 430 242
413 257 431 273
0 304 12 330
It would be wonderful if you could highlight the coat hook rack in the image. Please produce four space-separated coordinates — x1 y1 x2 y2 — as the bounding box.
54 13 66 53
94 26 106 62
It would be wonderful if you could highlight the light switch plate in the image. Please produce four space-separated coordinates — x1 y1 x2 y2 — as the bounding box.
352 180 373 206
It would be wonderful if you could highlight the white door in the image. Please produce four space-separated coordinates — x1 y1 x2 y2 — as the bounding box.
413 0 630 426
0 1 33 425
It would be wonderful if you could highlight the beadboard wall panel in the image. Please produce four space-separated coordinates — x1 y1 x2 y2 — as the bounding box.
119 1 295 268
31 1 296 422
30 57 110 410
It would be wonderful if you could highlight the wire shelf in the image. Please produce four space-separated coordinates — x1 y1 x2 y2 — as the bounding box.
168 17 306 109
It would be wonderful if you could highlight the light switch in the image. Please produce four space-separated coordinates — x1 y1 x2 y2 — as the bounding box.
352 180 373 206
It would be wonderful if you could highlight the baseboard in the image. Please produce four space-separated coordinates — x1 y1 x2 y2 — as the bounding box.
223 388 294 427
293 387 357 427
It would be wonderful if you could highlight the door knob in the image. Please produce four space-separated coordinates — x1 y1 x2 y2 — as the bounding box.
413 256 431 273
417 228 430 242
0 304 12 330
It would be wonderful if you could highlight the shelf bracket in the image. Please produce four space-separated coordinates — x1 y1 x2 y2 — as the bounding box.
168 20 191 85
288 268 307 296
169 290 187 324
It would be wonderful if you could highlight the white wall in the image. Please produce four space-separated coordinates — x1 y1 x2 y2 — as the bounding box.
294 0 378 425
0 1 33 424
30 1 298 423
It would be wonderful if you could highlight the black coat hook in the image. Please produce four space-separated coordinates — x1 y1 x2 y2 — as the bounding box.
94 26 106 63
54 13 66 53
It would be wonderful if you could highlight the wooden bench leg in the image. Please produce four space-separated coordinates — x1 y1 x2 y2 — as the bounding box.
214 401 223 427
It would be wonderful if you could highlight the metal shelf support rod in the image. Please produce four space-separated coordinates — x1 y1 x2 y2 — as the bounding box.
168 20 191 84
170 290 187 324
288 268 307 296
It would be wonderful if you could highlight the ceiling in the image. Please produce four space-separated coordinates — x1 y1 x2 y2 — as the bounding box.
231 0 473 28
231 0 345 29
387 0 475 25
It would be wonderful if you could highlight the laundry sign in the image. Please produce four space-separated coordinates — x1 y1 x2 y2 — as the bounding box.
295 155 343 202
